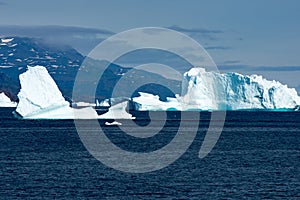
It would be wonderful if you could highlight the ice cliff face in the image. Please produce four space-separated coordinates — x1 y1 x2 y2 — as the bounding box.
16 66 70 117
15 66 98 119
181 68 300 110
0 92 17 107
15 66 133 119
133 68 300 111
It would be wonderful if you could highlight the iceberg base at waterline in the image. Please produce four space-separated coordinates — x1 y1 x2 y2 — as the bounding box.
14 106 99 119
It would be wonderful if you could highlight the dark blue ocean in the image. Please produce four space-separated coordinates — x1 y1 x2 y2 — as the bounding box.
0 108 299 199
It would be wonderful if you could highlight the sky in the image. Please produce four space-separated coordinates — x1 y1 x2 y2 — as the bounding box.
0 0 299 88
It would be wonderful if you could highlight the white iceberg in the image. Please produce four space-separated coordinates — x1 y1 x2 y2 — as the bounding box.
97 99 110 107
132 92 181 111
15 66 134 119
105 121 122 126
95 99 100 107
15 65 300 118
0 92 17 107
15 66 99 119
98 101 135 119
180 68 300 110
72 101 96 107
132 68 300 111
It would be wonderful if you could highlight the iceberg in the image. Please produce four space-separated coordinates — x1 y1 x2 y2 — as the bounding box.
132 92 181 111
15 65 134 119
105 121 122 126
0 92 17 107
15 66 99 119
98 101 135 119
96 99 100 107
72 101 96 107
132 68 300 111
15 65 300 118
181 68 300 110
97 99 110 107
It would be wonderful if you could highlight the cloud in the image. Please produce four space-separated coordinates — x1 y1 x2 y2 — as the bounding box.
168 25 223 34
223 60 241 64
219 65 300 72
168 25 224 41
254 66 300 71
205 46 231 50
0 25 114 37
218 65 248 71
0 25 114 55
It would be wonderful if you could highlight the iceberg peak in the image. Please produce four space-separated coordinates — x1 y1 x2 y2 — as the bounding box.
16 66 70 117
15 65 99 119
186 67 206 76
15 65 134 119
